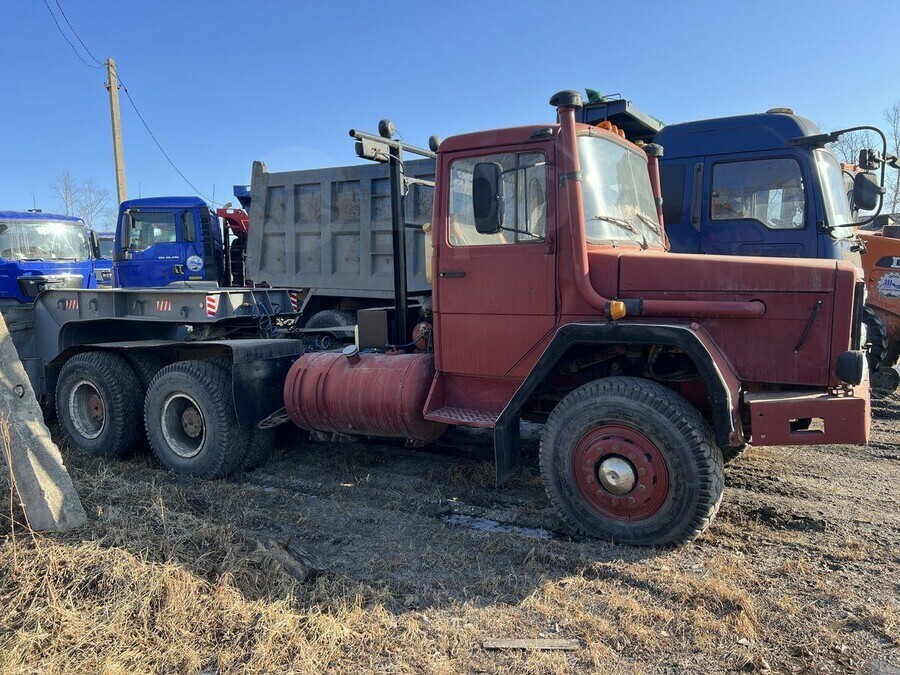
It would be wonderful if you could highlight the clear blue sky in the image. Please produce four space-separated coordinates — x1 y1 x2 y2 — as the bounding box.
2 0 898 215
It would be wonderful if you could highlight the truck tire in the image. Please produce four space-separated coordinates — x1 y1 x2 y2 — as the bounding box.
144 360 247 478
56 351 143 458
241 427 276 471
540 376 725 546
304 309 355 331
862 306 888 372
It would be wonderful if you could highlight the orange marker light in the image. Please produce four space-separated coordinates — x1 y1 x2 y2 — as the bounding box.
607 301 627 320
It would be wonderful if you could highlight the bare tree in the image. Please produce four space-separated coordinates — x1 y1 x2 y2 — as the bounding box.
75 179 115 231
829 128 879 165
50 172 78 216
884 100 900 213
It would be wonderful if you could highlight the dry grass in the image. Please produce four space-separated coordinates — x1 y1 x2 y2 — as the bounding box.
0 415 898 673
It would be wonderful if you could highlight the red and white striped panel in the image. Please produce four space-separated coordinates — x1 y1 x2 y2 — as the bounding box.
64 298 79 311
156 299 172 312
289 291 300 313
205 294 219 318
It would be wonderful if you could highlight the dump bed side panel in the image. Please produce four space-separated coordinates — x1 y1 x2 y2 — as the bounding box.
248 159 435 296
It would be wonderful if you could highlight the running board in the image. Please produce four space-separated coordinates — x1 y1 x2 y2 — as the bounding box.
425 406 499 428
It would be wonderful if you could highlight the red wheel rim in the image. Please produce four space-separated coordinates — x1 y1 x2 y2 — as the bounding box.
572 425 669 521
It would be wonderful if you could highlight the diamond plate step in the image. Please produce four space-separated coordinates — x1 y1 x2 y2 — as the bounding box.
425 406 499 428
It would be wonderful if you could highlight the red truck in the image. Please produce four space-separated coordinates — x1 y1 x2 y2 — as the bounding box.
279 90 870 545
33 91 869 547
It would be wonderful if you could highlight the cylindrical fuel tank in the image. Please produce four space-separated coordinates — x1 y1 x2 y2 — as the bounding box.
283 351 447 442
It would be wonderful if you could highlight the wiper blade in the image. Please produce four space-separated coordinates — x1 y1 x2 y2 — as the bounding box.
631 211 661 236
587 214 648 249
18 257 45 261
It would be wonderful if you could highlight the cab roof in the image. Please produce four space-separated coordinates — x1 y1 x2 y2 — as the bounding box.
439 123 644 155
0 210 83 223
121 196 208 209
654 112 822 159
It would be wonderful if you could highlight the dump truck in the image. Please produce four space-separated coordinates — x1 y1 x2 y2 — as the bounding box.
9 91 870 546
109 164 436 337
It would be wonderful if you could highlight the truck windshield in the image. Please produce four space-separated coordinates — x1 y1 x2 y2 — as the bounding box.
578 134 662 247
814 149 856 232
98 237 115 259
0 220 90 262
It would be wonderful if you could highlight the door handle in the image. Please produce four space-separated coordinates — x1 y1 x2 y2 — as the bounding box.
173 265 184 275
439 270 465 278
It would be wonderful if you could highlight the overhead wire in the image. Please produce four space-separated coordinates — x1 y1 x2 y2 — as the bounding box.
41 0 101 69
40 0 219 205
53 0 103 66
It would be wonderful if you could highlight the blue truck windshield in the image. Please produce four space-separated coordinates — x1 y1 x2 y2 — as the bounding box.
815 149 855 231
578 135 662 246
0 220 90 261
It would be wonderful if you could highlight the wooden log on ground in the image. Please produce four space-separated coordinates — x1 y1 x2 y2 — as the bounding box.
482 638 581 651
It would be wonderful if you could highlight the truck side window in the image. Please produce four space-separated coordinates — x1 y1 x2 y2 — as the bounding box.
128 212 178 250
711 158 805 229
182 211 197 242
660 164 685 225
448 151 547 246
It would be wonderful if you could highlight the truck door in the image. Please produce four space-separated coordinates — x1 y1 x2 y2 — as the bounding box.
115 209 187 287
698 154 815 258
435 147 556 380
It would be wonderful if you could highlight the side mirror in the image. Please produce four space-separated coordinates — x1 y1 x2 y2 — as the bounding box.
120 212 133 251
853 172 885 212
88 230 100 259
472 162 504 234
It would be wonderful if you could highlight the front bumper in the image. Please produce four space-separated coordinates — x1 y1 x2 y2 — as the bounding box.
745 382 870 446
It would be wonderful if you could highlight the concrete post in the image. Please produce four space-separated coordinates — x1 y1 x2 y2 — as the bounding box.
0 311 87 531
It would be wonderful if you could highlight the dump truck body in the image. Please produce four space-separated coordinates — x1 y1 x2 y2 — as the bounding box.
247 158 435 298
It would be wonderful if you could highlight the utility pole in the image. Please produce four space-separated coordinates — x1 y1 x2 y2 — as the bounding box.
104 58 127 204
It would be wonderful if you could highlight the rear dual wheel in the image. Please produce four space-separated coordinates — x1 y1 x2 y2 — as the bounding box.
56 352 144 457
540 377 724 546
144 360 274 478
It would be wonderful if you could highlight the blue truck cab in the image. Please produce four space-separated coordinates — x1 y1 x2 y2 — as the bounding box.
0 210 96 304
92 230 115 287
654 111 861 262
114 197 225 287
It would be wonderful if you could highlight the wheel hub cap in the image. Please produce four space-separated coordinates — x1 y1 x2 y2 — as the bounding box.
597 456 637 495
181 408 203 438
161 393 206 459
573 425 669 521
69 379 105 440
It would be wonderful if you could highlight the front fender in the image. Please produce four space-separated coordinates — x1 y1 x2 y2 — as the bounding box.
493 320 744 484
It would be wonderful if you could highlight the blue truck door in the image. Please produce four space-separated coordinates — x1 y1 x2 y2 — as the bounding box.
115 209 187 287
698 153 815 258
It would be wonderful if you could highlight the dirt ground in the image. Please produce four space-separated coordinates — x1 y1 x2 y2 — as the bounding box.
0 390 898 673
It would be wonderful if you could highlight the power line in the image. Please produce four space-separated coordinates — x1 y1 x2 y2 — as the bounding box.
118 83 218 205
53 0 103 66
39 0 220 205
41 0 101 69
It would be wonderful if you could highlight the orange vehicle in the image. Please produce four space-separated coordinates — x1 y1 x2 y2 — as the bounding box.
859 214 900 389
